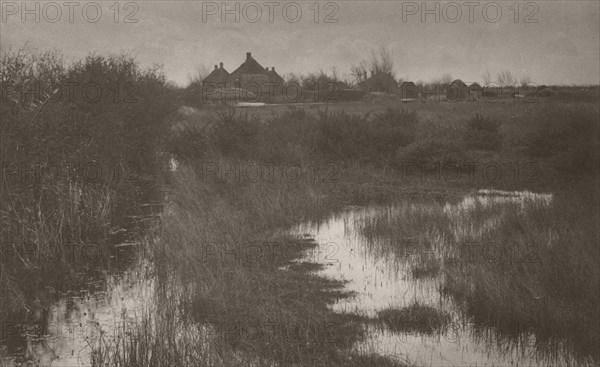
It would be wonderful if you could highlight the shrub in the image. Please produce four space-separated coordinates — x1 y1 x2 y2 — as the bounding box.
315 110 371 161
0 47 177 317
208 110 260 158
524 105 600 173
523 127 565 158
370 107 418 149
167 125 208 161
538 87 555 97
396 137 466 166
313 108 419 164
258 109 318 162
182 81 204 107
463 113 502 151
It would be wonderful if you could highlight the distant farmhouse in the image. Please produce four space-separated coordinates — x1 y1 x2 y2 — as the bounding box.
203 52 284 100
469 82 483 100
203 62 229 85
446 79 469 101
360 71 398 93
400 81 418 99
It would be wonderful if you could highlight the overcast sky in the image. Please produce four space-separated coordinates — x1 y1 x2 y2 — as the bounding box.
1 1 599 86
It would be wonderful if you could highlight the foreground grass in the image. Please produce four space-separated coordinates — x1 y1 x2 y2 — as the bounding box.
93 96 598 365
3 46 597 365
377 303 451 334
91 161 412 367
357 180 600 362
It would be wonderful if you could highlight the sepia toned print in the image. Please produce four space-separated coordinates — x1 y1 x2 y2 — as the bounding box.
1 1 599 366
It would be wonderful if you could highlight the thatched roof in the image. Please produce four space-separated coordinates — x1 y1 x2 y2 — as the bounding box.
267 67 284 85
447 79 469 100
469 82 483 91
451 79 468 88
361 72 398 93
204 53 283 98
230 52 267 77
203 64 230 85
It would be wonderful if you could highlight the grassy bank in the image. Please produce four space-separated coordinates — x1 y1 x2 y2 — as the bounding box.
1 47 177 319
95 95 598 365
356 183 599 362
2 47 598 366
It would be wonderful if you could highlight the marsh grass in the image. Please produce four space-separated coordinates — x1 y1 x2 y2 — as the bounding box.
92 160 400 366
357 186 599 362
410 257 441 279
377 303 451 334
4 46 598 366
0 47 175 325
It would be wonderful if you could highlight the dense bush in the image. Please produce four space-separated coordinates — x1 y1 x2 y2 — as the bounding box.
313 108 418 163
369 107 418 151
524 127 565 157
538 87 555 97
396 137 466 165
179 107 419 166
209 109 260 158
167 124 209 161
181 80 204 107
0 46 177 315
1 48 177 173
258 108 318 162
463 113 503 151
524 106 600 173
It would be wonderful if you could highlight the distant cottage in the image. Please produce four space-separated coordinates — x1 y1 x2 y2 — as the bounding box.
400 81 418 99
468 82 483 100
360 71 398 93
203 62 229 85
446 79 469 101
203 52 284 99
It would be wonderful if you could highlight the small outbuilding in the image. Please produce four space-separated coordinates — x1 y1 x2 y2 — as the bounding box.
361 71 398 93
469 82 483 100
446 79 469 101
401 81 418 99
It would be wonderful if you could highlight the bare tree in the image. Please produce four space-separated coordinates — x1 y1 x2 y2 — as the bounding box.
519 74 532 87
497 70 515 88
370 46 394 75
351 45 395 84
440 73 453 86
284 73 302 85
482 69 492 85
331 66 339 82
188 64 210 85
350 60 369 85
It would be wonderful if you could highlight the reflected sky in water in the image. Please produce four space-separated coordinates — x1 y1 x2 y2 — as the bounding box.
292 190 592 367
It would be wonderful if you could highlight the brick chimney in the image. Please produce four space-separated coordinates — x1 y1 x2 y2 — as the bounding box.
271 67 275 72
220 62 223 69
246 52 251 60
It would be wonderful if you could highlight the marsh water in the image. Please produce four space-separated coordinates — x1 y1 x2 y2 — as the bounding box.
291 190 592 367
0 180 162 367
1 188 593 366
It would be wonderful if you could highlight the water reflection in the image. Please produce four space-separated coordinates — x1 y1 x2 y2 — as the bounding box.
292 190 591 367
0 180 163 367
0 259 154 367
